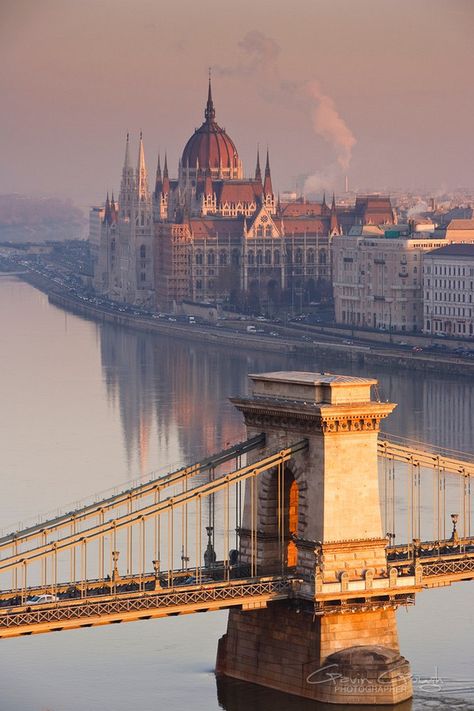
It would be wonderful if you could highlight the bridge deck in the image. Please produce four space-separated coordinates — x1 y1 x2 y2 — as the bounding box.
0 576 296 639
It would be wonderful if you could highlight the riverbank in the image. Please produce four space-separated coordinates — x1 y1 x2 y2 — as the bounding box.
21 270 474 379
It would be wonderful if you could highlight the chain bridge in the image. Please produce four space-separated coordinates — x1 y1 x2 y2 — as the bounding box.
1 371 473 705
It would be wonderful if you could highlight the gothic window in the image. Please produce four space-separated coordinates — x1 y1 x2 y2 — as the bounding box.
307 249 315 264
111 239 116 252
207 251 215 266
319 250 327 265
208 279 214 290
257 225 263 237
274 250 280 265
219 250 227 266
231 249 240 267
296 248 303 264
140 245 146 258
265 225 272 237
196 279 202 289
248 251 255 266
140 272 146 282
265 250 272 265
256 250 263 266
195 252 203 265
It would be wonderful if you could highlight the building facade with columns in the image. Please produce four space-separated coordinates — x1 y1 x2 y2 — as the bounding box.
91 80 396 312
423 243 474 337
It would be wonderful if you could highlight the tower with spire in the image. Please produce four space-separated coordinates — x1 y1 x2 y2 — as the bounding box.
119 133 135 221
329 192 341 236
263 149 275 214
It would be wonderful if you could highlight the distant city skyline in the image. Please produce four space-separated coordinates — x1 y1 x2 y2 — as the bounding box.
1 0 473 208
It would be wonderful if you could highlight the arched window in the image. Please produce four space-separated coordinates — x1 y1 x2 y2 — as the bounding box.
231 249 240 267
195 252 203 265
207 251 215 266
196 279 202 289
248 251 255 266
274 250 280 265
265 250 272 265
265 225 272 237
256 250 263 266
296 248 303 264
257 225 263 237
219 250 227 266
319 250 327 265
140 245 146 258
111 238 116 252
307 249 315 264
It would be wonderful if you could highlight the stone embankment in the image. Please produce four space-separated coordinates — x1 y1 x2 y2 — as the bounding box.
21 271 474 379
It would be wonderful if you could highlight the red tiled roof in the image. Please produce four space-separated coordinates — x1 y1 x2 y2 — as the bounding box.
282 217 329 235
189 217 245 239
215 181 262 205
280 202 324 217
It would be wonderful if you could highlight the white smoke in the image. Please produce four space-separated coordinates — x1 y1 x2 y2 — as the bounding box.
216 32 356 179
407 200 429 218
306 80 356 173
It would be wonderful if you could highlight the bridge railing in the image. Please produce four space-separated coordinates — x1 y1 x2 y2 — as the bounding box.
0 439 307 611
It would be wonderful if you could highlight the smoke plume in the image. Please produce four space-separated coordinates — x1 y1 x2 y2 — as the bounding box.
216 32 356 178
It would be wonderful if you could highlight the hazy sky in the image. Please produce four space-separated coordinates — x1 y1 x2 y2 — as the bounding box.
1 0 473 207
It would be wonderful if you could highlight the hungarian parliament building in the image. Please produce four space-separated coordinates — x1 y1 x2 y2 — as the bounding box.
90 79 395 312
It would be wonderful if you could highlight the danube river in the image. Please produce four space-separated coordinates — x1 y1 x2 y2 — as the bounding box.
1 277 474 711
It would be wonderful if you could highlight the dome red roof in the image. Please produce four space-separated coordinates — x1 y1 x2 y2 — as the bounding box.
181 80 240 178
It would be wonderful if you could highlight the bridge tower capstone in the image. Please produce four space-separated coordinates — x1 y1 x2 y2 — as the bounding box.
216 371 413 705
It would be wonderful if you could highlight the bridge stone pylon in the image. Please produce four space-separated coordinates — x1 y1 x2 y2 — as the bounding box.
216 371 413 705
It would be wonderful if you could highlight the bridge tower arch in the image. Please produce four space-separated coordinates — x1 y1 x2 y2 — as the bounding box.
217 371 413 705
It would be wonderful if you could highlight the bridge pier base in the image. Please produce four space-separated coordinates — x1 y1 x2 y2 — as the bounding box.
216 602 412 705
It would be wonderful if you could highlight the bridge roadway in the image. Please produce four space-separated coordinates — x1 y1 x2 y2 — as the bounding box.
1 433 474 637
0 575 296 639
2 537 474 637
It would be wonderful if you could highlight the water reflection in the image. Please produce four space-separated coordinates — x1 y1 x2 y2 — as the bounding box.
98 322 474 474
216 676 414 711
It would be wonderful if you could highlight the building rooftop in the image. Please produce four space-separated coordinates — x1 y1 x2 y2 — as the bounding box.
427 243 474 257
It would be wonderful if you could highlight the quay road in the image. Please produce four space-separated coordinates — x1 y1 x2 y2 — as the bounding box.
5 255 474 379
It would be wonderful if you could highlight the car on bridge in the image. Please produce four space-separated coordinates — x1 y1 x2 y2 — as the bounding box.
26 594 59 605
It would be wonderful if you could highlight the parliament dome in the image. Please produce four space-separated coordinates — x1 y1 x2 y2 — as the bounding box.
181 80 242 180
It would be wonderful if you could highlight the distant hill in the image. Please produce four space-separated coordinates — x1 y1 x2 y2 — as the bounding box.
0 194 87 242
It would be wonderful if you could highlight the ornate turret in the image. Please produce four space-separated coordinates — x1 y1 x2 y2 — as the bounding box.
162 154 170 195
136 132 150 205
330 192 341 235
255 149 262 183
119 133 135 220
154 153 162 198
103 192 112 225
263 149 275 213
321 191 330 216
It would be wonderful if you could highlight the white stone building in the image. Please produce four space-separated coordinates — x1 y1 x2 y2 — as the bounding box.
332 230 446 332
423 244 474 337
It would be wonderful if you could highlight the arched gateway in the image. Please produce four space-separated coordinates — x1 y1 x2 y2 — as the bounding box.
216 371 413 705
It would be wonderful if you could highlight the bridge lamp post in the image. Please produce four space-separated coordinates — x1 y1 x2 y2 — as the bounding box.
450 513 459 544
204 526 216 569
112 550 120 583
152 559 162 591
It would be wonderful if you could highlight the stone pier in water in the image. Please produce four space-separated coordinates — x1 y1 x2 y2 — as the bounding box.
216 371 413 705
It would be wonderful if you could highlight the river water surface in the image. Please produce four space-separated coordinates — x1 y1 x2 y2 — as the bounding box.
0 278 473 711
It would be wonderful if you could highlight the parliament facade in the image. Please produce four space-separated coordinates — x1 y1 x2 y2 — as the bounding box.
90 80 395 312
